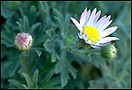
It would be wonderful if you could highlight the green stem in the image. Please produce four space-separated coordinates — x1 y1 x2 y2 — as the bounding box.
69 41 84 49
90 50 100 53
20 51 31 77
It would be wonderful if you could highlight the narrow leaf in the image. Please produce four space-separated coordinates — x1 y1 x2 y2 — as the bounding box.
43 39 52 53
64 14 70 33
23 15 29 32
40 70 55 85
53 8 62 19
8 79 23 89
54 16 63 32
16 21 23 32
21 73 34 88
61 69 69 87
1 1 15 18
45 28 54 39
30 23 41 34
32 69 39 88
51 51 60 62
67 63 77 79
34 48 42 57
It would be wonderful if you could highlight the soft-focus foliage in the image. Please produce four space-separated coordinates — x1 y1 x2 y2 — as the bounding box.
1 1 131 89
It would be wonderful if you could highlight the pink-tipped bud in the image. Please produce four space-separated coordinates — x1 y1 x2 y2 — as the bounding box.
15 32 33 50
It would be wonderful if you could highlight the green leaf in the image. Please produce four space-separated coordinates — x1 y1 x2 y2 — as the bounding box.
43 39 53 53
30 23 41 34
22 84 29 89
51 51 60 62
29 5 38 24
39 1 50 16
8 79 23 89
9 62 20 77
67 35 74 45
67 63 77 79
53 8 63 20
55 51 77 87
23 15 29 32
30 5 37 13
39 59 54 76
41 70 54 84
61 67 69 87
40 70 61 89
64 14 70 34
34 48 42 57
54 16 63 32
16 21 23 32
41 78 61 89
32 69 39 88
88 79 106 89
1 25 14 47
45 28 55 39
21 73 34 88
1 1 16 19
1 40 14 47
71 49 91 62
1 30 14 47
91 54 106 67
8 1 21 10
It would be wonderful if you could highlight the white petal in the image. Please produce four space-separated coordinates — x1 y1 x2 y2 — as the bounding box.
91 45 100 49
91 42 111 48
95 15 107 28
100 20 113 32
80 7 87 26
92 10 101 26
97 15 111 32
100 26 118 38
83 9 91 26
71 17 83 31
78 32 82 39
94 42 110 46
86 40 92 44
98 37 119 44
87 8 97 26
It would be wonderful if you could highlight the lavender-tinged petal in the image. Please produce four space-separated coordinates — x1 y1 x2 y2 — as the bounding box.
87 8 97 26
83 9 91 26
80 7 87 25
99 20 113 32
100 26 118 38
91 45 100 49
106 15 111 21
92 43 111 49
71 17 83 31
98 37 119 44
82 33 88 40
95 15 107 28
94 42 110 46
92 10 101 26
97 15 111 32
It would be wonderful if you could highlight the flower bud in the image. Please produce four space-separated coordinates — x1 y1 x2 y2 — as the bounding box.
100 44 117 60
15 32 33 51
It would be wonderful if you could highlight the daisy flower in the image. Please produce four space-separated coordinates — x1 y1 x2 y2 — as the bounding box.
15 32 33 50
71 7 119 48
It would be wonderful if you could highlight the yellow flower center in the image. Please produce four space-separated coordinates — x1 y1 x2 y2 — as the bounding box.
82 26 100 44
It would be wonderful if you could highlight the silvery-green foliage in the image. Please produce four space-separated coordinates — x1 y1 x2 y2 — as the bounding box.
1 1 131 89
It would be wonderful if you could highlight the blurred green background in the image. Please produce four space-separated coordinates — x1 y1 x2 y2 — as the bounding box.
1 1 131 89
